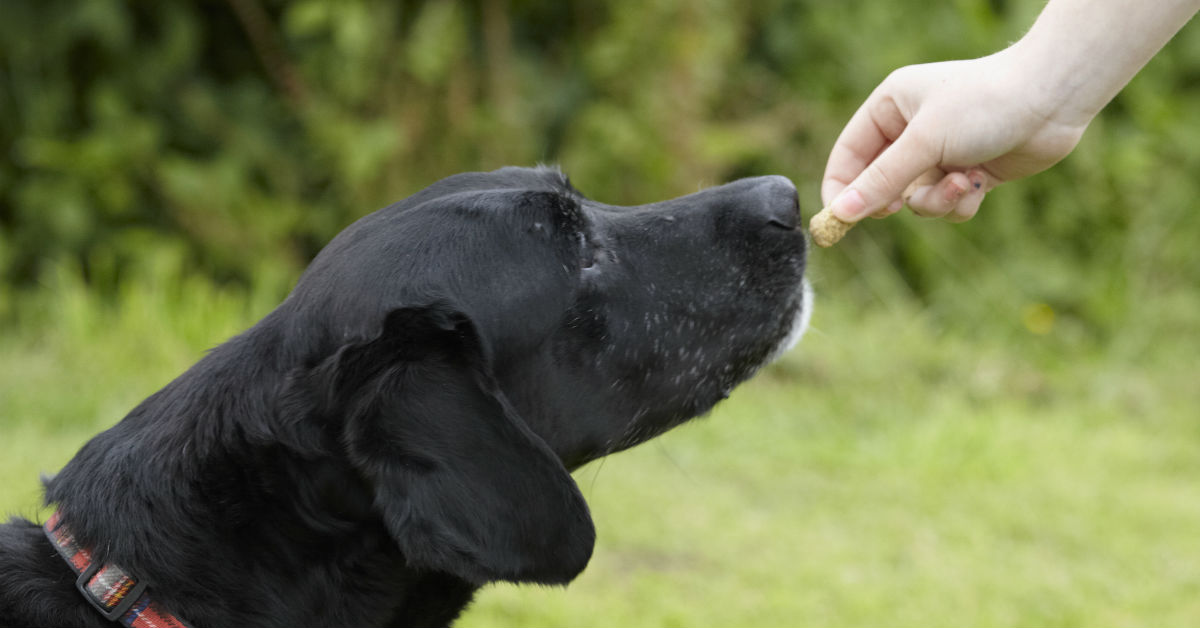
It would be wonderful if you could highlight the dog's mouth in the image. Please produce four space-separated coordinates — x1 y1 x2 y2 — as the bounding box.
602 274 811 455
766 278 814 364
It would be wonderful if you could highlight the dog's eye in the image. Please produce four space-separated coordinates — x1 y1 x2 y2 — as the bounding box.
576 231 612 273
576 232 595 270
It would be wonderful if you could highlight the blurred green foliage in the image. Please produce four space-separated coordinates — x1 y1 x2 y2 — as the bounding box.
3 0 1198 343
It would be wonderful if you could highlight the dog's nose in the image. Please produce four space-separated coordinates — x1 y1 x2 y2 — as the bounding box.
746 175 799 230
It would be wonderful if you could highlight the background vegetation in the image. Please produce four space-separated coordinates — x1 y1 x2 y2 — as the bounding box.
2 1 1197 625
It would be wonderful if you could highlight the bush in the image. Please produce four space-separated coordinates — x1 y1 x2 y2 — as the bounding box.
2 0 1198 343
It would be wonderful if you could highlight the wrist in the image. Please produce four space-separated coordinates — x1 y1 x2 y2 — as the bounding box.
998 35 1102 129
1001 0 1199 128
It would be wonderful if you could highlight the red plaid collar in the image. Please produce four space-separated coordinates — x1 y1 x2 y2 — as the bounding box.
44 510 193 628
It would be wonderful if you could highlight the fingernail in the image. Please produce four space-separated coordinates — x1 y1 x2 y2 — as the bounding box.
886 198 904 214
968 171 986 190
831 189 867 221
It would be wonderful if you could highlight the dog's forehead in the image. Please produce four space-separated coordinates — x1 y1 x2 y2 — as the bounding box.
420 168 587 233
490 165 577 192
427 166 576 199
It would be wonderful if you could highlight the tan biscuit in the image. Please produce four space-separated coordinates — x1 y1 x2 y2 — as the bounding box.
808 207 854 248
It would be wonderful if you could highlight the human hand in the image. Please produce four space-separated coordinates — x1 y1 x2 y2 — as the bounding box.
820 50 1090 224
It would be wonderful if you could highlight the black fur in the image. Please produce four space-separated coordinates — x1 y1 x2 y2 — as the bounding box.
0 166 809 627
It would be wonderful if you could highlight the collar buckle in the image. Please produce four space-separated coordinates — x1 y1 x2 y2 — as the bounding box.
75 560 149 622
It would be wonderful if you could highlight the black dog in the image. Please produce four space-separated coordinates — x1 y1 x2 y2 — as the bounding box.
0 166 811 627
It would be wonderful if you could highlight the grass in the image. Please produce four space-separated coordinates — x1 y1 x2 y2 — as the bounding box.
2 259 1198 627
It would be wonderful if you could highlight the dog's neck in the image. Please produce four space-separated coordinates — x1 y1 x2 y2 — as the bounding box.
38 331 426 625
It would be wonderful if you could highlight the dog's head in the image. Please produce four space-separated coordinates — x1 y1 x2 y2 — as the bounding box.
280 166 810 586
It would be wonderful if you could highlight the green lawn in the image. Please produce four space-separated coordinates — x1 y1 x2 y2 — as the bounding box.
2 265 1197 627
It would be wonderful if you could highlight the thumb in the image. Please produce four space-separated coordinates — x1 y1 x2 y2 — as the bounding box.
831 129 939 222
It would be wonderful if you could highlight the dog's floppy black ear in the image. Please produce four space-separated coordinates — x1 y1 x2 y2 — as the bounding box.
333 304 594 585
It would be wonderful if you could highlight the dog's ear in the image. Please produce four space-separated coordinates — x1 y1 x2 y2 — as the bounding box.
331 304 594 585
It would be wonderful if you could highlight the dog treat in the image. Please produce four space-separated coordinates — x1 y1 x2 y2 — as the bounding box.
809 207 854 248
810 178 934 247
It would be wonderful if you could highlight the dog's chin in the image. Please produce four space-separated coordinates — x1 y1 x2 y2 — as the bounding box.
765 279 813 364
710 278 811 407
